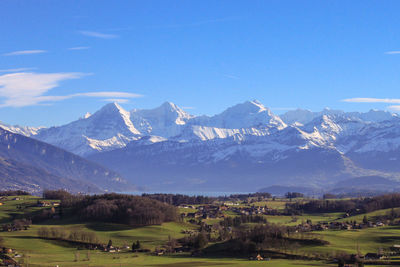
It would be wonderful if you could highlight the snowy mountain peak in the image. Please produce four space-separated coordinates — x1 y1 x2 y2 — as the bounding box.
97 102 125 114
280 109 314 125
191 100 286 129
356 109 398 122
132 101 193 125
247 100 267 112
0 123 45 137
229 100 268 114
281 107 398 125
157 101 193 123
91 102 140 135
130 101 193 138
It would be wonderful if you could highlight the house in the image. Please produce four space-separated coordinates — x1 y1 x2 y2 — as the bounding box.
12 197 21 201
256 254 263 261
37 201 51 207
364 253 384 260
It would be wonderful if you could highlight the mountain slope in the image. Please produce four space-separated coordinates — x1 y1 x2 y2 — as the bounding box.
89 127 399 192
0 157 99 193
0 127 133 193
4 100 400 193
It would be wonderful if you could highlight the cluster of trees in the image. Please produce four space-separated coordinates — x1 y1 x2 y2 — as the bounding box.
37 227 100 244
219 215 267 228
285 199 356 214
219 193 272 201
142 194 214 205
47 192 179 226
201 223 326 256
286 193 400 214
322 193 337 199
179 231 209 250
2 218 31 231
131 240 141 251
43 189 73 200
285 192 304 199
0 190 30 196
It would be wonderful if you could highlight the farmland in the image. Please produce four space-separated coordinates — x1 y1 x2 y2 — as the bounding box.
1 192 400 266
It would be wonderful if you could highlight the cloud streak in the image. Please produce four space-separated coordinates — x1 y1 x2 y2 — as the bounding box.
385 51 400 55
387 105 400 111
102 98 130 103
3 50 47 56
0 72 141 107
222 74 240 80
0 68 36 73
68 46 90 50
342 98 400 104
79 31 118 39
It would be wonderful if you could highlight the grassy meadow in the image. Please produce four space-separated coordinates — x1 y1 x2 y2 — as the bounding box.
1 194 400 266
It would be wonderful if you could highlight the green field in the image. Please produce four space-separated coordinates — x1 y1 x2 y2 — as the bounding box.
1 195 399 266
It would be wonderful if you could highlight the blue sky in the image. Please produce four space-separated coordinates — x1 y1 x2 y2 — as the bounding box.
1 0 400 126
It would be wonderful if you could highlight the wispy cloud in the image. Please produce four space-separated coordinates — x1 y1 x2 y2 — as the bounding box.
387 105 400 111
78 92 141 98
68 46 90 50
385 51 400 55
0 72 141 107
222 74 240 80
342 98 400 104
0 67 36 73
3 50 47 56
102 98 130 103
79 31 118 39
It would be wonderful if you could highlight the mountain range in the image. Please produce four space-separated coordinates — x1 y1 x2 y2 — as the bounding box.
2 100 400 194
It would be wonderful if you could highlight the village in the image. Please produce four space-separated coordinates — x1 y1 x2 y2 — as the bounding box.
179 202 391 232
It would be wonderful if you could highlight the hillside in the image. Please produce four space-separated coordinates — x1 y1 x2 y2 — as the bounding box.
0 127 134 193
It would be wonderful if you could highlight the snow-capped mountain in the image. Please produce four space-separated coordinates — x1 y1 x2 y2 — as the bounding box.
191 100 286 129
4 100 400 193
0 122 44 137
35 102 142 155
131 101 193 137
281 108 397 125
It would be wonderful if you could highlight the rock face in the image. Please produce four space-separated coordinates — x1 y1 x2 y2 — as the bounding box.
4 100 400 193
0 127 133 193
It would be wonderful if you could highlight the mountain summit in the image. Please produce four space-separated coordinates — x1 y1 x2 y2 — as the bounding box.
3 100 400 193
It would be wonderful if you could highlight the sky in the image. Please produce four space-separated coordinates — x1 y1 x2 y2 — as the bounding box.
1 0 400 126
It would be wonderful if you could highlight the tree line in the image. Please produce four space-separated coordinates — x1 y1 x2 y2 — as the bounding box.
219 215 267 228
142 193 214 205
285 193 400 214
0 190 30 196
43 190 178 226
37 227 100 244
